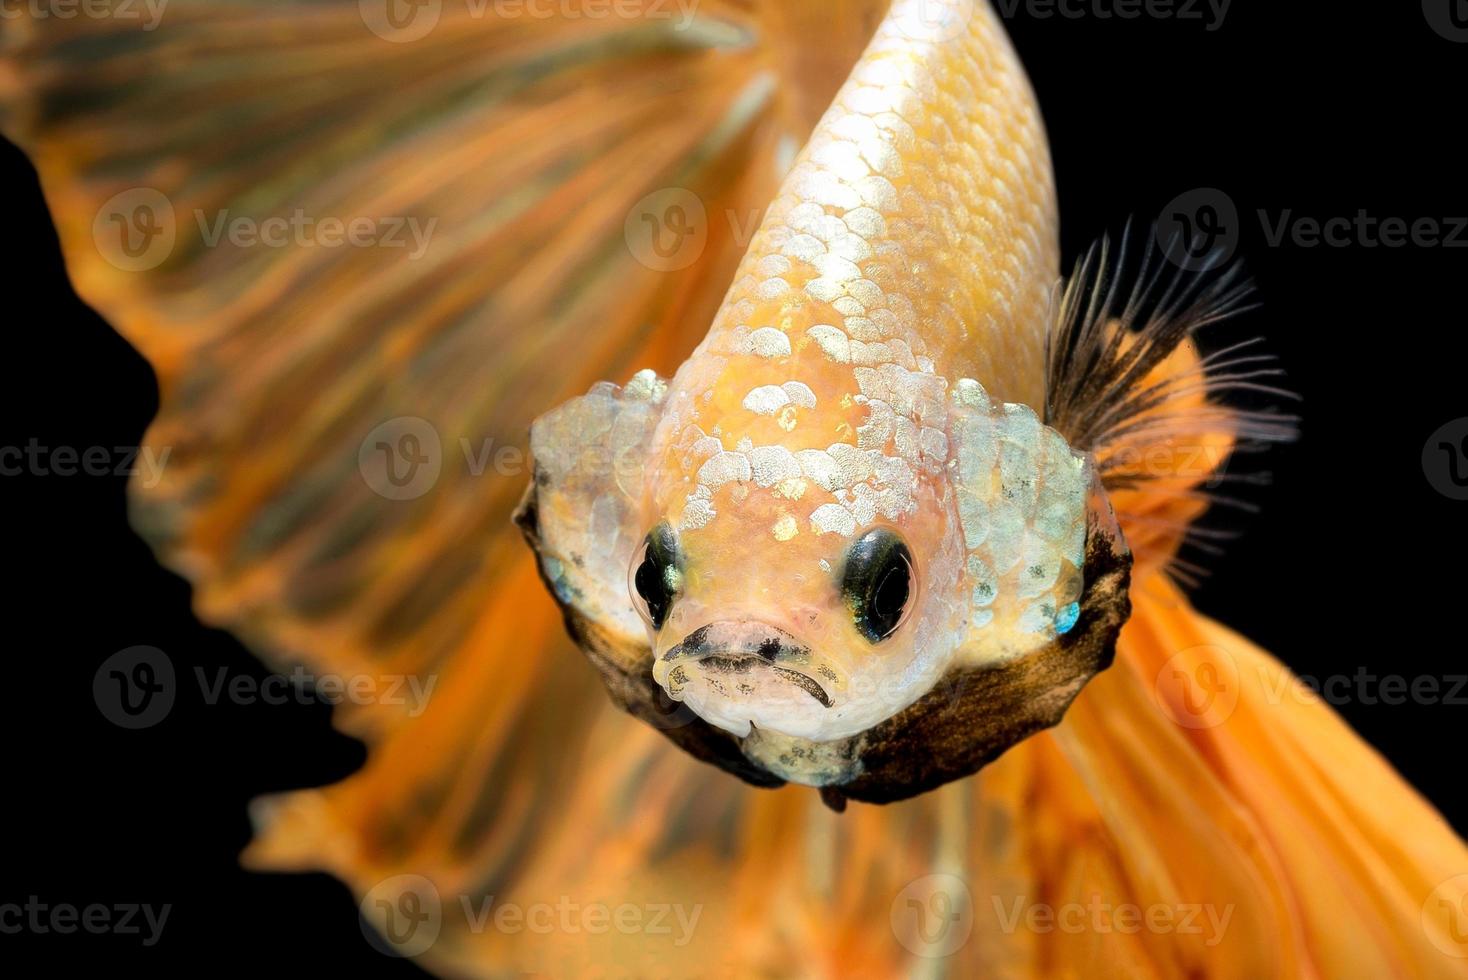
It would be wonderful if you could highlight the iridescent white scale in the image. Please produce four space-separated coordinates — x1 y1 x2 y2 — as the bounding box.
948 379 1088 643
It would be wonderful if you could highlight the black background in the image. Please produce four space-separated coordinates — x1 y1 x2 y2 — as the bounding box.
4 3 1465 972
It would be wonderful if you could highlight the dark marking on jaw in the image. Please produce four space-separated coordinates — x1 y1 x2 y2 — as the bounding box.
769 666 833 707
701 655 755 676
668 625 811 665
680 625 712 655
695 655 833 707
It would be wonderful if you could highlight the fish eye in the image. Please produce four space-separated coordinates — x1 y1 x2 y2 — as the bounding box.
841 528 917 643
629 523 681 631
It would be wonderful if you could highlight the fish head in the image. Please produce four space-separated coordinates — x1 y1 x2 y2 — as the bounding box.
615 336 971 743
519 362 1131 800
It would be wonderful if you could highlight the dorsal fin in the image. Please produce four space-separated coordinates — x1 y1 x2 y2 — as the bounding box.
1045 226 1298 579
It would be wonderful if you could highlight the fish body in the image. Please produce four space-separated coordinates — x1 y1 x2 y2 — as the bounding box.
522 0 1129 796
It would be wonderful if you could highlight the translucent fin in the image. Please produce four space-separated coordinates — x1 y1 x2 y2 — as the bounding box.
1 1 833 744
1045 228 1299 579
1004 578 1468 977
1020 228 1466 974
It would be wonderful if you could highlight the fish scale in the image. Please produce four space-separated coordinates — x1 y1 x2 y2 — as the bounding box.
709 0 1057 399
650 0 1058 546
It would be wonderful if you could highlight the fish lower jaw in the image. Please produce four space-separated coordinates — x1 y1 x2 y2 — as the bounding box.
659 667 873 788
655 655 841 741
652 654 932 745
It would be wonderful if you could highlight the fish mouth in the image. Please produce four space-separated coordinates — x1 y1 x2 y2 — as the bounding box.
675 654 834 708
652 622 846 739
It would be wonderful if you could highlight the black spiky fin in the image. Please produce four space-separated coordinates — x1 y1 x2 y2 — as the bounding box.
1044 226 1299 581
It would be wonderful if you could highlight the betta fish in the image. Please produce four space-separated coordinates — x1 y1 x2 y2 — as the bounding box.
511 17 1140 801
5 0 1465 975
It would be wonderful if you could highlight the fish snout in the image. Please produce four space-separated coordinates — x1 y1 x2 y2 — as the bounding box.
665 622 807 665
652 621 847 739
